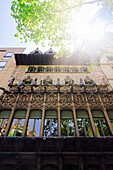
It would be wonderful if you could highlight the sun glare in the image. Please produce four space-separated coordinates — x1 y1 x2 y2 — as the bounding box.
69 4 105 50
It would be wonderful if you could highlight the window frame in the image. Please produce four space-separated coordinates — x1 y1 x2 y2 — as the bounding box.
3 52 14 59
0 61 7 71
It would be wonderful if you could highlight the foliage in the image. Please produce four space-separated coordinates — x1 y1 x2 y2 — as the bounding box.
11 0 113 56
43 118 58 136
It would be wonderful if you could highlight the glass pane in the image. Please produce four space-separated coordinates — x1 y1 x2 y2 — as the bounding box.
93 118 110 136
8 119 25 136
77 118 93 136
0 61 7 67
5 52 13 56
61 119 75 136
0 119 8 136
27 119 41 136
43 118 58 136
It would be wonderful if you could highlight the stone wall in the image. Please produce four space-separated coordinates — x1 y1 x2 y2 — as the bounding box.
11 65 108 86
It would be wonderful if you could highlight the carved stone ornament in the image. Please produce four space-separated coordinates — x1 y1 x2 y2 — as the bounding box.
1 93 17 108
33 85 45 93
45 94 58 108
9 84 18 92
84 76 94 85
31 94 44 108
98 84 109 92
85 85 97 93
73 94 87 108
60 94 72 108
60 85 71 93
65 76 72 85
44 76 52 85
87 94 101 108
16 94 30 108
73 85 84 93
46 85 58 93
20 84 32 92
20 76 33 85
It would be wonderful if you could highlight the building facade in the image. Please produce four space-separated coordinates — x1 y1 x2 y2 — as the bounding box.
0 48 113 170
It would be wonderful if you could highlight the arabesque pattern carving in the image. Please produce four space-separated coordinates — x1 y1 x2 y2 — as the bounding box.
60 94 72 108
73 94 87 108
45 94 58 108
0 93 17 108
0 84 113 111
16 94 30 108
100 94 113 108
30 94 44 108
87 94 101 108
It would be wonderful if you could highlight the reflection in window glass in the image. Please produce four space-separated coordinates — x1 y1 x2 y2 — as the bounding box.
77 110 93 136
77 118 93 136
107 110 113 128
92 110 110 136
8 119 25 136
0 119 8 136
27 110 42 137
44 119 58 136
8 110 26 136
61 110 75 136
3 52 13 59
43 110 58 136
0 110 11 136
27 119 41 136
93 118 110 136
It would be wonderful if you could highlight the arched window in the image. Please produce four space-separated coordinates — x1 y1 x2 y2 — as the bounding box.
27 109 42 136
43 110 58 136
107 110 113 127
0 109 11 136
92 110 110 136
61 110 75 136
76 110 93 136
8 110 26 136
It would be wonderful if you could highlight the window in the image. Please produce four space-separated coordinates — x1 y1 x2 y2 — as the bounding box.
0 61 7 71
92 110 111 136
37 67 44 72
61 110 75 136
8 110 26 136
3 52 13 59
43 110 58 136
27 67 36 72
107 57 113 61
27 110 42 136
26 66 89 73
76 110 93 136
0 110 11 136
107 110 113 127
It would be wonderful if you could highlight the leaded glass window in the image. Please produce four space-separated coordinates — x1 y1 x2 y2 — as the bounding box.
76 110 93 136
43 110 58 136
61 110 75 136
27 110 42 136
8 110 26 136
0 110 11 136
92 110 111 136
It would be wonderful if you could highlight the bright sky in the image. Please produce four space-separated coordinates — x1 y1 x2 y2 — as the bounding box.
0 0 112 54
0 0 49 53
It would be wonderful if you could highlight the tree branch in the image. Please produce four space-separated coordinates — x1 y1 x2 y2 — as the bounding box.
49 0 104 13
